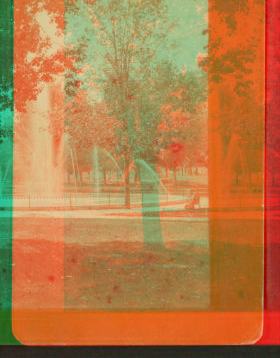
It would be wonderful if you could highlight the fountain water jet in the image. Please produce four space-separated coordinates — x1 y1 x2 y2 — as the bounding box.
99 147 123 176
0 159 12 196
114 160 168 195
22 82 64 195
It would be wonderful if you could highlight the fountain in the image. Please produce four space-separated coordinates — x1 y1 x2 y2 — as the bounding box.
114 160 168 195
70 148 78 194
98 147 123 176
134 158 164 246
89 146 124 191
222 133 248 192
17 81 64 195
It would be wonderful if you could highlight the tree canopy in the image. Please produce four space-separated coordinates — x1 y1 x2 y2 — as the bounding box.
65 0 207 165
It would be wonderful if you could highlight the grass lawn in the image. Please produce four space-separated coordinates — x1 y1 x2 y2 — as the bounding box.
3 217 263 312
64 218 210 310
64 240 210 311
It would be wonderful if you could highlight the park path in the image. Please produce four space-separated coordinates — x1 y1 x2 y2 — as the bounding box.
1 206 264 220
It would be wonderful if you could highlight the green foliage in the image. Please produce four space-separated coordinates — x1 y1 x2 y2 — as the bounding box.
208 40 257 88
13 0 64 113
65 0 207 164
210 0 263 33
205 0 264 147
217 86 263 143
206 0 264 98
0 0 13 140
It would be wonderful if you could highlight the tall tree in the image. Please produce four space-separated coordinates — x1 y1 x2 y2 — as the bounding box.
202 0 264 192
65 0 207 247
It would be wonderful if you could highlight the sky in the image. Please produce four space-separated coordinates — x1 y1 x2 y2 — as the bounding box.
22 0 208 82
63 0 208 73
166 0 208 70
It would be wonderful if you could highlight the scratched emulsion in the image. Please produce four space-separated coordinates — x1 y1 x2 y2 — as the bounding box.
63 0 210 311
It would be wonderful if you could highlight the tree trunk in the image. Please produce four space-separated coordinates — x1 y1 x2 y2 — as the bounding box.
136 160 165 249
124 157 130 209
223 134 241 193
133 166 139 186
249 172 252 187
236 172 239 185
67 171 70 185
272 172 275 187
103 169 107 187
173 168 177 186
